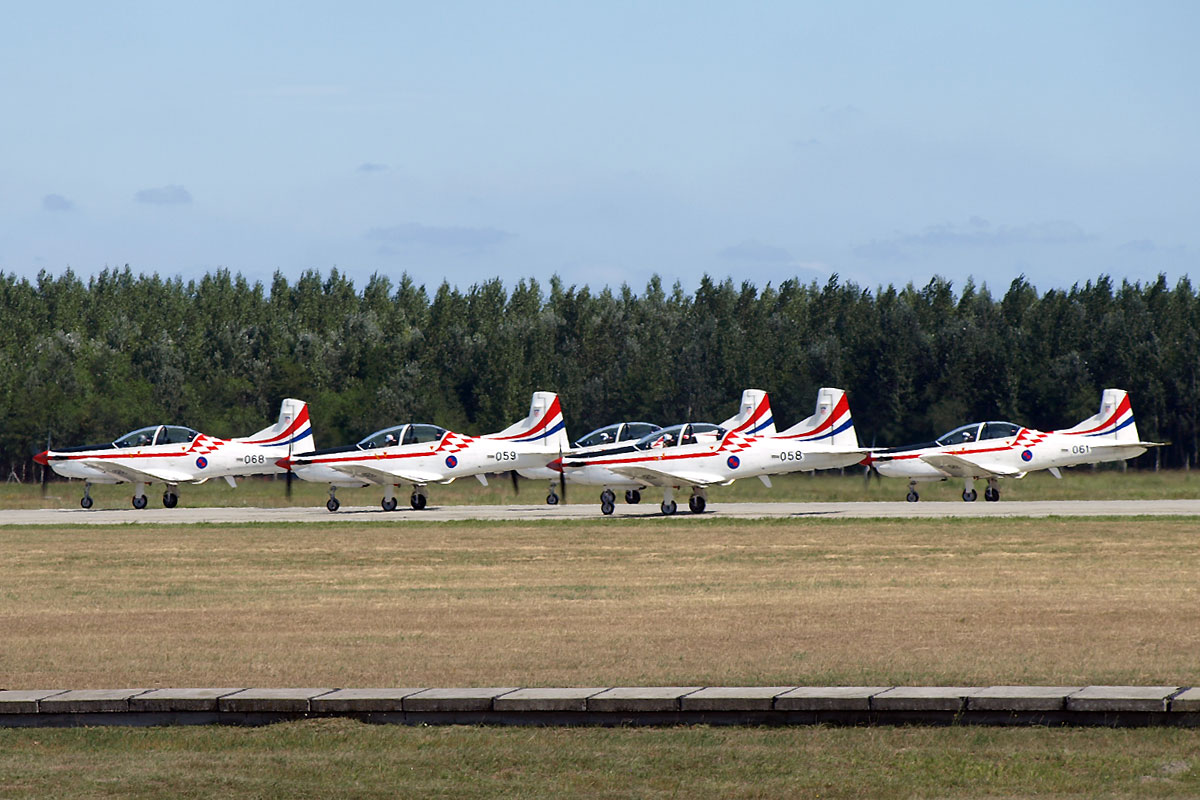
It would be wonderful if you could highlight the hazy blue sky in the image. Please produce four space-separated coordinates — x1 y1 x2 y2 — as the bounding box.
2 1 1196 293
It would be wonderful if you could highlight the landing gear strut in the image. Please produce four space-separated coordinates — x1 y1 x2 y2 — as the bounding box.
688 489 707 514
163 486 179 508
906 481 919 502
546 485 559 505
382 484 398 511
81 483 94 509
326 486 340 512
410 490 428 510
660 487 677 516
984 478 1001 502
132 481 148 510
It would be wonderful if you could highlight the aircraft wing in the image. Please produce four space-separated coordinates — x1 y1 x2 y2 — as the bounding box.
606 464 727 488
919 453 1025 479
322 462 445 486
76 459 196 485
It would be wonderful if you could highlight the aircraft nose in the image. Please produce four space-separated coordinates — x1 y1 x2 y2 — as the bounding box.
33 450 50 466
547 457 563 473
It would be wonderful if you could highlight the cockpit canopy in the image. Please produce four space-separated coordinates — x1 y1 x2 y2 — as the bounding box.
357 423 447 449
935 421 1022 447
633 422 725 450
113 425 199 448
574 422 661 449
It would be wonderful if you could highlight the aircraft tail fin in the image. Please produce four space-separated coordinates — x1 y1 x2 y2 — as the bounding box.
1055 388 1140 442
486 392 568 451
719 389 776 436
238 398 316 453
778 387 859 447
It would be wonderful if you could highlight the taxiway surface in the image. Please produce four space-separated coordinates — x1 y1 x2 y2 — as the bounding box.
3 499 1198 524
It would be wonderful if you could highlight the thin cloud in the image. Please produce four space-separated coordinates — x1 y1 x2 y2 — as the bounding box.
367 222 512 249
357 162 388 173
42 193 74 212
134 185 193 205
718 240 794 263
856 218 1095 260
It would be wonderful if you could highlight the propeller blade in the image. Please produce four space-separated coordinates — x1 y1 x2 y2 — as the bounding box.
285 441 294 500
39 432 51 497
509 470 520 495
557 447 567 503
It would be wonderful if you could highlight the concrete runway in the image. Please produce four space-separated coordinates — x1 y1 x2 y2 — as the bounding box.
3 499 1199 524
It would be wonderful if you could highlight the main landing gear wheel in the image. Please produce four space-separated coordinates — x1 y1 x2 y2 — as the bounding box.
546 491 559 505
326 497 340 512
410 493 428 510
962 489 977 502
661 500 677 515
984 486 1000 502
132 495 148 510
688 495 706 514
381 497 398 512
80 496 94 509
625 490 641 504
162 492 179 508
906 490 919 503
600 489 616 505
601 501 615 515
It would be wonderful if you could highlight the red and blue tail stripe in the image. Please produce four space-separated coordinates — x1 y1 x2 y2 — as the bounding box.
492 396 565 443
780 392 853 441
244 405 313 447
730 394 774 435
1065 393 1134 438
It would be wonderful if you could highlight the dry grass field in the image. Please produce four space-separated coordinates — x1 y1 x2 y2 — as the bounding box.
2 517 1198 688
3 515 1200 798
6 464 1198 510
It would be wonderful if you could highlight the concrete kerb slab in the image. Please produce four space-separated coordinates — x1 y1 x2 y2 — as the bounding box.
38 689 151 714
493 688 608 712
218 688 335 714
967 686 1084 712
587 687 703 713
0 690 68 714
1066 686 1182 713
872 687 985 712
682 687 797 712
774 687 892 712
131 688 245 713
1171 688 1200 712
311 689 426 713
402 688 521 712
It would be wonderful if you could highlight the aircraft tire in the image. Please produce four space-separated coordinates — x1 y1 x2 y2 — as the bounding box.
163 492 179 508
80 496 93 509
381 497 398 512
688 496 706 514
546 493 559 505
985 487 1000 502
411 493 428 510
326 498 340 512
661 500 677 515
625 490 641 504
962 489 977 502
906 490 919 502
600 489 616 505
601 501 615 515
132 495 148 510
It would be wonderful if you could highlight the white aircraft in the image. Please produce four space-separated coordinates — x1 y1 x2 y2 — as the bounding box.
280 391 568 512
33 399 314 509
867 388 1163 502
551 387 865 515
517 388 777 507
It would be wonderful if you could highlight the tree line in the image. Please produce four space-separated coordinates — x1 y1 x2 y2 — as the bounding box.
2 267 1196 480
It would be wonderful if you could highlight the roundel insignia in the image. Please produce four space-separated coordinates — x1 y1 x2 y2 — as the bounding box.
1021 449 1033 462
727 455 740 469
195 456 208 469
445 455 458 469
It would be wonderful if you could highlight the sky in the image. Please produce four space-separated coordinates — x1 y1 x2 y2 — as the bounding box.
2 1 1197 295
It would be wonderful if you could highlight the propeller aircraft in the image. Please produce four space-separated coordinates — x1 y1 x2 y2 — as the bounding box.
33 399 314 509
866 388 1163 501
278 391 568 511
551 387 865 515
